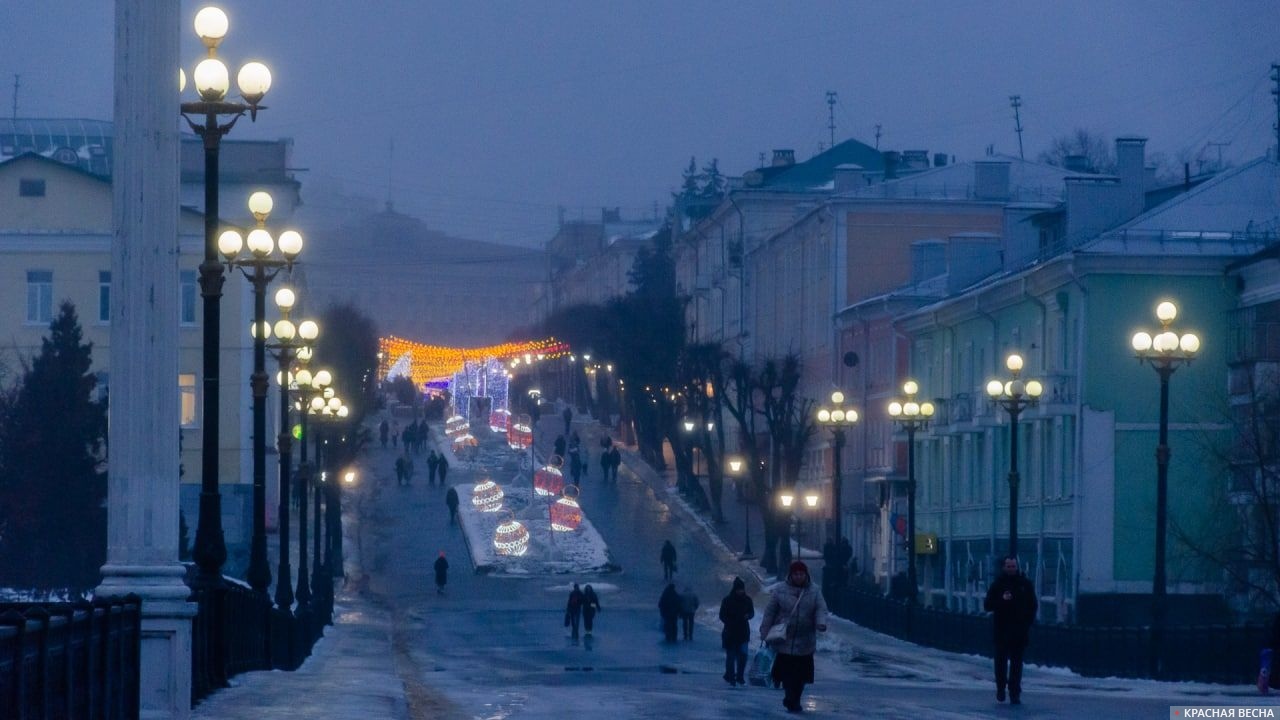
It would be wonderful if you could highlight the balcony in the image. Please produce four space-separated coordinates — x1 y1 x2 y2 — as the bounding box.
1037 372 1077 414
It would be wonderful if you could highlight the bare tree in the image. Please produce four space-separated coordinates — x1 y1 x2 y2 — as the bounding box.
757 354 816 573
1038 128 1115 174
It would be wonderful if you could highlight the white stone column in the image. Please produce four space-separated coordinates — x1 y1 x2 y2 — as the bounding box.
99 2 195 718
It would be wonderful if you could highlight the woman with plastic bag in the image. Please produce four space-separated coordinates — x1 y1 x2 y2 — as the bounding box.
759 560 828 713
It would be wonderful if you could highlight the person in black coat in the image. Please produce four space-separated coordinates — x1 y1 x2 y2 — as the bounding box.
660 540 677 580
427 450 440 485
658 583 681 642
438 455 449 485
582 585 601 635
719 577 755 686
445 486 459 525
433 551 449 594
565 583 584 640
984 556 1038 705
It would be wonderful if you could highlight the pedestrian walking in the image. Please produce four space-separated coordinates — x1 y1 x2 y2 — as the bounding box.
608 445 621 482
433 551 449 594
679 585 700 640
562 406 573 436
719 577 754 686
554 434 567 458
391 421 399 448
582 584 601 635
984 556 1037 705
599 444 611 481
569 450 582 487
565 583 584 640
760 560 829 714
660 540 677 581
445 485 459 525
394 456 406 486
658 583 681 643
379 419 389 448
427 450 440 485
438 454 450 485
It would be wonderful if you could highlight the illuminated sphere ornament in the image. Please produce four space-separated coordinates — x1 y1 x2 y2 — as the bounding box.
471 479 504 512
534 463 565 497
550 486 583 532
493 513 529 556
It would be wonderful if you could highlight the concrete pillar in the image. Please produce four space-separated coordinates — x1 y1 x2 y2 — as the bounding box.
98 2 195 718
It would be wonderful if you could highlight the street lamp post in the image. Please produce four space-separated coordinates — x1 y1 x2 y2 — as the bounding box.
985 354 1043 560
267 298 318 621
727 456 753 558
815 391 859 546
887 380 935 606
1131 300 1200 677
296 368 333 624
217 191 302 603
181 4 273 589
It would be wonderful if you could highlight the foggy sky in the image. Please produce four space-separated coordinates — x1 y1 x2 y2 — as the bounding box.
2 1 1277 247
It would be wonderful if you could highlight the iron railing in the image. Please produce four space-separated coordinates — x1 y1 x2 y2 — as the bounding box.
0 595 141 720
828 589 1262 683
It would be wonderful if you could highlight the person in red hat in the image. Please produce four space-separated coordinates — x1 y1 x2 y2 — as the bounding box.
760 560 828 713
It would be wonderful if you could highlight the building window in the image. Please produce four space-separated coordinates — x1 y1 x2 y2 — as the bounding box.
98 271 111 323
26 270 52 324
19 178 46 197
179 374 197 427
180 270 197 325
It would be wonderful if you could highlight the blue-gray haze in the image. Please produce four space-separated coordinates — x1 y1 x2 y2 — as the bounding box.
2 0 1277 247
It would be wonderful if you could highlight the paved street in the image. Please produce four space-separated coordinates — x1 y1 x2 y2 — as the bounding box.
194 414 1264 719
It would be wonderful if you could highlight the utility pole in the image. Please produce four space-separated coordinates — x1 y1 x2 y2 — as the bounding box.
825 91 838 149
1271 63 1279 160
1009 94 1025 160
11 74 19 120
1206 141 1231 170
874 124 882 150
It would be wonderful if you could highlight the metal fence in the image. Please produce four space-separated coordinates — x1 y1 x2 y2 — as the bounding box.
0 595 141 720
829 589 1263 683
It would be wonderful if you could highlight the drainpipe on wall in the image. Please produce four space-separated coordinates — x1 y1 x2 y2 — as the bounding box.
1066 261 1089 620
975 297 1001 572
1022 279 1049 607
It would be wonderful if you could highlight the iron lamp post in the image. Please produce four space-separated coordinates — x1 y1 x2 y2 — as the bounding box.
887 380 935 606
1131 300 1199 677
985 354 1043 560
217 191 301 603
181 4 272 589
727 456 753 558
815 391 859 547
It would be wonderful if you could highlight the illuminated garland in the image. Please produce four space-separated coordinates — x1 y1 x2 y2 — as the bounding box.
378 335 571 385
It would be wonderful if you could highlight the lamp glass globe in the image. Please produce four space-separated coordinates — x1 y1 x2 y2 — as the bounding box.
1132 331 1152 352
902 380 918 396
310 397 324 411
818 409 831 422
337 406 349 418
920 402 935 417
273 319 295 340
193 7 229 42
328 398 341 410
217 229 243 258
236 61 271 104
277 230 303 257
274 287 295 311
179 68 186 93
986 380 1004 397
295 368 312 386
246 228 273 256
314 370 332 387
830 390 844 404
1180 333 1200 354
1025 380 1043 397
903 401 920 416
247 191 274 217
887 401 902 416
831 409 845 422
1006 353 1024 372
1156 301 1177 322
846 409 858 423
298 320 319 341
193 58 229 101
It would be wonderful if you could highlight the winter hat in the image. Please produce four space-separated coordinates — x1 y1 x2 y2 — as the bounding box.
732 577 745 591
439 551 446 558
788 560 809 576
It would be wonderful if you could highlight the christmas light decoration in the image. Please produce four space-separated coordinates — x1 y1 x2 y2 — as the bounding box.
550 485 583 532
452 433 478 449
471 479 504 512
493 513 529 556
508 414 533 450
534 458 565 497
378 336 571 386
489 408 511 433
445 415 469 438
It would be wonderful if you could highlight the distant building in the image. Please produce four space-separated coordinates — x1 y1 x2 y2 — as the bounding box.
537 208 661 319
298 206 547 348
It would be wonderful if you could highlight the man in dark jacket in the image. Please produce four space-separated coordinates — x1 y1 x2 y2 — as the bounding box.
565 583 584 641
427 450 440 486
433 551 449 594
719 577 754 686
658 583 681 642
984 556 1038 705
445 486 459 525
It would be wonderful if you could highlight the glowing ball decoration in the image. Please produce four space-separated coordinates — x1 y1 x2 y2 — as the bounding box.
452 433 477 449
534 456 565 497
508 416 533 450
471 479 504 512
489 408 511 433
550 486 583 532
445 415 469 438
493 513 529 556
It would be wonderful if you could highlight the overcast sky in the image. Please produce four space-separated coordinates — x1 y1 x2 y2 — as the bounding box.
2 1 1277 246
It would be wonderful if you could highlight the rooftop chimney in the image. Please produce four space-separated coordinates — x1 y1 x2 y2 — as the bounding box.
934 153 948 168
772 149 796 167
1115 136 1147 219
833 164 865 193
974 160 1011 200
1063 154 1091 173
882 150 900 180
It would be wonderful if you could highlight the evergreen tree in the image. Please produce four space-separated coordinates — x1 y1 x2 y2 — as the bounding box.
0 302 107 591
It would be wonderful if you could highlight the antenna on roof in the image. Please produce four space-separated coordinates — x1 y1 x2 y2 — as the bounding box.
11 74 19 120
825 91 838 149
1009 94 1025 160
874 124 882 150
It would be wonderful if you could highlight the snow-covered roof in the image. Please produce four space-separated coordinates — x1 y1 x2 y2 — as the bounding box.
836 154 1096 203
1081 156 1280 256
